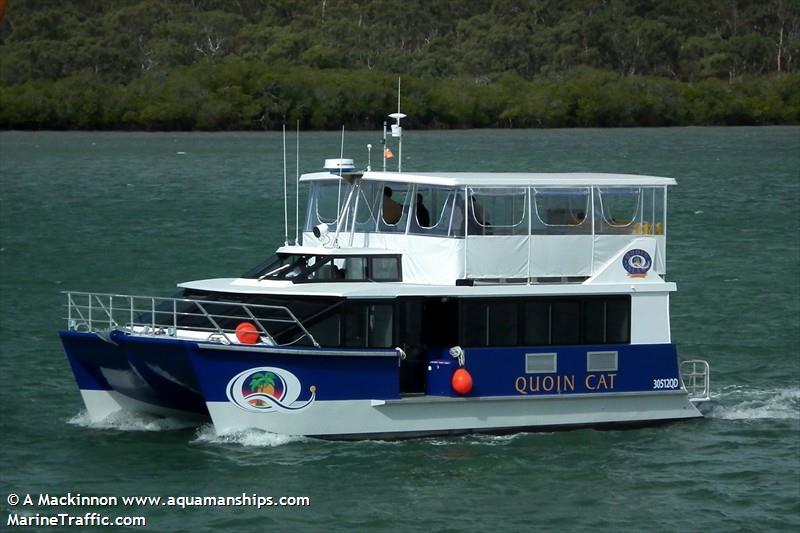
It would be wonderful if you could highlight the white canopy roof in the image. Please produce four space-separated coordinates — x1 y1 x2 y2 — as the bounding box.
300 171 677 187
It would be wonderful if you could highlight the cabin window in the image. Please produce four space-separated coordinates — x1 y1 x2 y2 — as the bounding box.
550 300 581 345
459 300 519 347
371 256 401 280
490 301 519 346
639 187 666 235
369 304 394 347
532 188 591 235
605 298 630 344
343 257 367 280
304 257 338 281
522 301 550 345
243 254 319 280
467 187 528 236
460 296 630 347
583 299 606 344
311 181 348 228
245 254 401 283
284 255 326 279
461 301 488 346
343 301 394 348
353 181 382 231
341 256 402 282
597 187 642 233
583 298 630 344
410 186 457 236
377 183 410 232
309 313 341 346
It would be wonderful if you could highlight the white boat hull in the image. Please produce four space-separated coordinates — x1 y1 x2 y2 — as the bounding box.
205 391 703 439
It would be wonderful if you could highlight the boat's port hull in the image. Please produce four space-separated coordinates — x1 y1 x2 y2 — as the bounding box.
60 330 209 421
189 339 700 438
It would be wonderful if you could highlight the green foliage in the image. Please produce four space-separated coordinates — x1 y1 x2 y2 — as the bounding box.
0 0 798 129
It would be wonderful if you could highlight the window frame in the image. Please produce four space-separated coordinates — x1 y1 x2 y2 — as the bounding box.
245 254 403 283
458 295 631 348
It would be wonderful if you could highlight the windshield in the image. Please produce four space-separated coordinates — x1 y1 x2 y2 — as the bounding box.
242 254 401 282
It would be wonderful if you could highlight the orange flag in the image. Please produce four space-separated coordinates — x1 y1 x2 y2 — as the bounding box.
384 147 394 159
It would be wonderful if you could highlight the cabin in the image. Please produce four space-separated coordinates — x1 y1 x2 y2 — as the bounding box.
299 170 672 285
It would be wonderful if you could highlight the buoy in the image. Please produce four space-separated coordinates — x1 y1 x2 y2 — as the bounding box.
451 368 473 395
235 322 259 344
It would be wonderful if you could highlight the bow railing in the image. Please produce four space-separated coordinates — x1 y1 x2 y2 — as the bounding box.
63 291 319 348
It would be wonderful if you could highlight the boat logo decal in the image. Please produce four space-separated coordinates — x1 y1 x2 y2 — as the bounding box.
622 248 652 277
226 367 316 413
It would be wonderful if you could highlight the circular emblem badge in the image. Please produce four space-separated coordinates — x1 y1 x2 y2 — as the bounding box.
622 249 652 277
226 367 316 413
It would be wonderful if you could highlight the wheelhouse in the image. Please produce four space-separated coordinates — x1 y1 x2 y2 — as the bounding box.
300 171 673 285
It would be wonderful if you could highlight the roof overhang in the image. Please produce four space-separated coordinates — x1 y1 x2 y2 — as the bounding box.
275 245 402 256
300 171 677 187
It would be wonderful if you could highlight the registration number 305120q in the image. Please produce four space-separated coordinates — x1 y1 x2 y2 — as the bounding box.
653 378 680 389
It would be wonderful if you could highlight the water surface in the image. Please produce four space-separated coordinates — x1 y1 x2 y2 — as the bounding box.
1 128 798 531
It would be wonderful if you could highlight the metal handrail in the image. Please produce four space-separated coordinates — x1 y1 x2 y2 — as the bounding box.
680 359 710 403
62 291 320 348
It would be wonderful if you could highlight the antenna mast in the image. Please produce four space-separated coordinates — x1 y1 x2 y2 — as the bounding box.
388 77 406 173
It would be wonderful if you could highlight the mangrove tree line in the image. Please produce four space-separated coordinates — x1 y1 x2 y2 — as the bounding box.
0 0 798 129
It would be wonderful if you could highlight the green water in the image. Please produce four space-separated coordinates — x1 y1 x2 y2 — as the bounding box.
1 128 798 531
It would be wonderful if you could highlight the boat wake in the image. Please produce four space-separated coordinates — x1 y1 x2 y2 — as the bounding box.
67 410 199 432
428 433 528 446
707 385 800 421
192 424 307 447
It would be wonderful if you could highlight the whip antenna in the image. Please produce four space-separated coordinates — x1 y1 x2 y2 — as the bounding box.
295 120 300 245
282 124 288 246
335 125 345 225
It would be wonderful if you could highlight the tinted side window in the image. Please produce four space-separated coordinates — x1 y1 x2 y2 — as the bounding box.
368 304 394 347
461 301 488 347
523 301 549 345
551 300 581 345
606 298 630 344
583 299 606 344
489 301 518 346
343 301 394 348
460 297 630 347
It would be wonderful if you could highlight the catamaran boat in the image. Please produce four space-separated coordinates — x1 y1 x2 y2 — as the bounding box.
60 116 710 439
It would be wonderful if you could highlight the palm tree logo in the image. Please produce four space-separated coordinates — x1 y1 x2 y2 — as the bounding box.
249 372 276 396
246 372 281 408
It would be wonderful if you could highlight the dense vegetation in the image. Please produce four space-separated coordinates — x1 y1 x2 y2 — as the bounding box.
1 0 799 130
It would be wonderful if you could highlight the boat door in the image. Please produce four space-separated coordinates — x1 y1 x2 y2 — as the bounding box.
397 297 459 395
